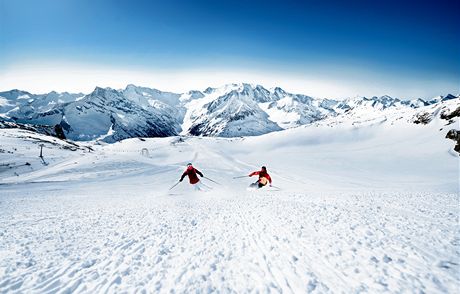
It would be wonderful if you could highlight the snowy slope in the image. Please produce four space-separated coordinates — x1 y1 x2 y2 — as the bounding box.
0 100 459 292
0 129 92 180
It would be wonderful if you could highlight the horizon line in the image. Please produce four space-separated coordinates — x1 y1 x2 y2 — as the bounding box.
1 61 459 100
0 82 458 102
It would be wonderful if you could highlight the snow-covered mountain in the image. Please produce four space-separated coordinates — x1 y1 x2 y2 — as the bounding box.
0 87 180 143
0 84 458 142
260 86 332 128
181 84 282 137
59 87 181 142
0 90 84 118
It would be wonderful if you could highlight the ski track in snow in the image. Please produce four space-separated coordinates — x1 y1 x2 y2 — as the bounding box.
0 185 458 293
0 124 459 293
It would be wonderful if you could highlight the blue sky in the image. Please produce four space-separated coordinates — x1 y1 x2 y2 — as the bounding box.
0 0 459 98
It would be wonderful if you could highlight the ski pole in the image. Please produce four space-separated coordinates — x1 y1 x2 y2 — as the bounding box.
233 175 248 179
270 185 282 190
169 181 181 191
203 176 221 185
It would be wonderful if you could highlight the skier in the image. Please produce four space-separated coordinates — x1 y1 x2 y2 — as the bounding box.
180 163 206 191
249 166 272 188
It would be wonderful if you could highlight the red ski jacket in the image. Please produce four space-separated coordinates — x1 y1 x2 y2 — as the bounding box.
181 166 203 184
249 170 272 184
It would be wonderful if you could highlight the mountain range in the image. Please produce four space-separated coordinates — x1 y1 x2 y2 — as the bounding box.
0 83 458 142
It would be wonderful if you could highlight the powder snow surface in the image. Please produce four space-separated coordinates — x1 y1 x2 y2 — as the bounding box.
0 115 459 293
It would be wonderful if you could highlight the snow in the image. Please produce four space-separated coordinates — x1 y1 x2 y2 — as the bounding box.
0 103 459 293
180 87 228 135
16 94 30 100
259 101 301 129
180 84 281 136
0 97 12 107
94 124 115 142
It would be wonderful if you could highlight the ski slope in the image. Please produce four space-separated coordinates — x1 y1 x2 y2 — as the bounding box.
0 112 459 292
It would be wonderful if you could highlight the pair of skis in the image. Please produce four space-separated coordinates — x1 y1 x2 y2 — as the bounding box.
169 175 281 191
169 176 221 191
234 175 282 190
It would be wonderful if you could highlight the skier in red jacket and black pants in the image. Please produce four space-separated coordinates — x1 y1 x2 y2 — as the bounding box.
180 163 205 190
249 166 272 188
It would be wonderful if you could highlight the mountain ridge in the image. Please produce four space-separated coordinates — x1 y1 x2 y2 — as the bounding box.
0 83 458 142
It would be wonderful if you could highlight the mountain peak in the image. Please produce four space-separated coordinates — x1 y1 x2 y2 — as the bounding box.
272 87 287 98
125 84 139 90
93 86 117 94
442 94 457 101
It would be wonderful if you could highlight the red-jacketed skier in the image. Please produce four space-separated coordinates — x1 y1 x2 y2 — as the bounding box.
180 163 205 190
249 166 272 188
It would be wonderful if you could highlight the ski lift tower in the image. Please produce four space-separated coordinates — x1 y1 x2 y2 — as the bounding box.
39 144 45 159
39 143 48 166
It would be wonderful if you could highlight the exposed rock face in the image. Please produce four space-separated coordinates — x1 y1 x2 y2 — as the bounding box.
440 106 460 121
0 120 65 139
54 124 66 140
445 129 460 154
413 112 433 125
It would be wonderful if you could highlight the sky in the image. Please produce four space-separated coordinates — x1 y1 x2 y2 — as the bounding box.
0 0 459 99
